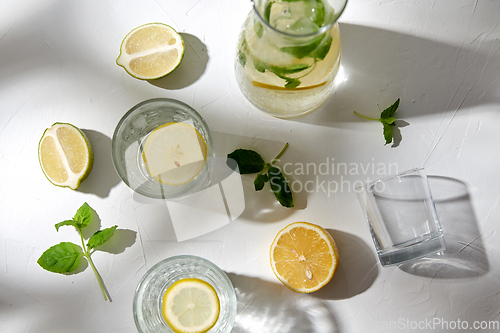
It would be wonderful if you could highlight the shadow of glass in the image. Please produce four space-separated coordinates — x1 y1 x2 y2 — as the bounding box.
77 130 121 198
297 23 500 127
148 33 208 90
399 176 489 278
227 273 341 333
314 230 378 300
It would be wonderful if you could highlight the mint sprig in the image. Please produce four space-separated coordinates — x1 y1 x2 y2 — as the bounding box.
227 143 293 208
354 98 401 145
37 203 117 301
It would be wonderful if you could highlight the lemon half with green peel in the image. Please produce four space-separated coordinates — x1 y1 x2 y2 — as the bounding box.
142 122 207 185
116 23 185 80
38 123 94 190
162 278 220 333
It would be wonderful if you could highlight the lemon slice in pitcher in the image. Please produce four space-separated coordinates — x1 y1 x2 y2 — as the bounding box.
162 278 220 333
116 23 185 80
142 122 207 185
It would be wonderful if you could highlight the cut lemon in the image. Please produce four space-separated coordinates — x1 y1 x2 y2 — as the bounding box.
38 123 94 190
116 23 185 80
142 122 207 185
270 222 339 293
162 278 220 333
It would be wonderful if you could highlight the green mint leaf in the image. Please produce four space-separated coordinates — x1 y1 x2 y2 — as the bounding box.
383 122 393 145
284 78 301 89
310 33 332 61
227 149 266 174
254 21 264 38
238 50 246 67
87 226 118 249
280 33 325 59
269 63 310 76
380 98 400 119
73 202 92 229
383 116 396 125
55 220 78 231
254 174 269 191
264 1 275 23
268 166 294 208
311 0 325 27
37 242 82 274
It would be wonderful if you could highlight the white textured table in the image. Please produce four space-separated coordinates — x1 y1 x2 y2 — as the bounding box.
1 0 499 332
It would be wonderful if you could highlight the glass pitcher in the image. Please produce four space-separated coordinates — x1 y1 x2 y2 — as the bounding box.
235 0 348 118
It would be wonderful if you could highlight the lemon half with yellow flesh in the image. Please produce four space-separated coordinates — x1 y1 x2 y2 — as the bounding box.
116 23 185 80
270 222 339 293
142 122 207 185
162 278 220 333
38 123 94 190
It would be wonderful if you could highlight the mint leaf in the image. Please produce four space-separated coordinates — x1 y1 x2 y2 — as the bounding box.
238 50 246 67
55 220 78 231
254 174 269 191
227 149 266 174
227 143 293 207
38 203 117 301
382 122 393 145
264 1 275 23
353 98 402 146
380 98 400 119
37 242 82 274
284 78 301 89
73 202 92 229
280 33 325 59
87 226 118 249
268 166 294 208
254 21 264 38
310 33 332 61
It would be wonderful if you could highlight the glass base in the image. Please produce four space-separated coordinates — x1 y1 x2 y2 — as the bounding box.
377 233 446 267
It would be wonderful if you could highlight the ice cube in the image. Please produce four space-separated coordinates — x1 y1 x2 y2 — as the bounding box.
287 17 320 35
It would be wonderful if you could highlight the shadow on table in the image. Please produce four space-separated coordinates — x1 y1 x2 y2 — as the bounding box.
314 230 378 300
228 273 342 333
399 176 489 278
148 33 208 90
296 23 500 127
78 130 121 198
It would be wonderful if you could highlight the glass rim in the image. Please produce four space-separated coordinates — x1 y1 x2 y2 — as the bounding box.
355 167 425 192
252 0 348 38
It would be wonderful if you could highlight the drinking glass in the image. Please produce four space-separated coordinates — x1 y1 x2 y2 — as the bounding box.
133 255 237 333
235 0 348 117
112 98 213 199
356 168 446 266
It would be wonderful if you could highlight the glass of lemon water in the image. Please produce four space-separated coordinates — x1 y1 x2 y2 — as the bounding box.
112 98 213 199
133 255 237 333
235 0 348 117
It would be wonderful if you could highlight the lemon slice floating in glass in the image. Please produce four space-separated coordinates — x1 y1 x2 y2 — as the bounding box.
38 123 94 190
116 23 185 80
142 122 207 185
162 278 220 333
270 221 339 293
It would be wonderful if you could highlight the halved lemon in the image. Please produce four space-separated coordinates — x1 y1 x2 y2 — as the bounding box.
270 222 339 293
116 23 185 80
162 278 220 333
142 122 207 185
38 123 94 190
